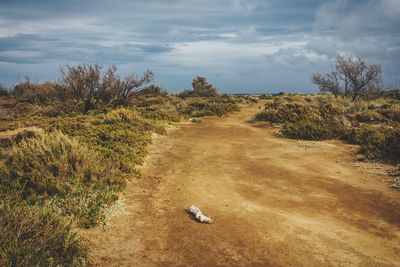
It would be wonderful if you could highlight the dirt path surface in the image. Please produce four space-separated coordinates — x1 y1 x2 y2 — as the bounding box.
87 102 400 266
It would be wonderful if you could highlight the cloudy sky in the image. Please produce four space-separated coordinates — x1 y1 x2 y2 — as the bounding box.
0 0 399 93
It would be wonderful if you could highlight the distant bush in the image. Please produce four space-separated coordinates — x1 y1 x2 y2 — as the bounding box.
138 85 167 95
0 203 88 266
13 80 62 105
192 76 219 97
379 89 400 100
179 76 219 97
0 84 9 97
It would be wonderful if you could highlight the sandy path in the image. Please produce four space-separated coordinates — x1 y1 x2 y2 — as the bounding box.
87 102 400 266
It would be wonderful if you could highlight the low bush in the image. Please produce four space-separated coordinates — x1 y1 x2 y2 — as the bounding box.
138 85 167 95
281 121 331 140
344 126 400 162
0 127 44 148
354 111 385 123
380 89 400 100
377 109 400 122
180 98 240 117
253 94 400 164
253 97 343 124
281 117 346 140
13 81 63 106
0 131 118 227
138 106 181 122
0 203 88 266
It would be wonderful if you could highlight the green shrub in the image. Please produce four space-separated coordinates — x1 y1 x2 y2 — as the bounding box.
0 127 44 148
0 203 88 266
354 111 386 123
344 126 400 162
378 109 400 122
139 106 181 122
181 97 240 117
380 89 400 100
252 110 280 123
12 109 157 174
253 97 344 124
0 131 118 227
281 119 338 140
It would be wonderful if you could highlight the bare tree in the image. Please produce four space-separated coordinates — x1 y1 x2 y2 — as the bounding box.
111 70 154 105
312 55 383 101
61 64 154 109
61 64 101 110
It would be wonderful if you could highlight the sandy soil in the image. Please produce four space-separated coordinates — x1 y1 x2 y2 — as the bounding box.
86 102 400 266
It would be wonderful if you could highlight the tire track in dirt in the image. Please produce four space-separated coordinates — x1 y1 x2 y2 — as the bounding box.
86 102 400 266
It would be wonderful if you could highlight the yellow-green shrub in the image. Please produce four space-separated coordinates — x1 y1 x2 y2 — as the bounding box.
180 97 240 117
0 131 118 227
0 203 88 266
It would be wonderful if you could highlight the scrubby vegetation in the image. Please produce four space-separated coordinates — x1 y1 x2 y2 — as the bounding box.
0 65 243 265
0 203 88 266
1 130 118 228
252 93 400 189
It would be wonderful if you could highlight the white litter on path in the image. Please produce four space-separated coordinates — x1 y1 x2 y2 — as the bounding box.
189 205 213 224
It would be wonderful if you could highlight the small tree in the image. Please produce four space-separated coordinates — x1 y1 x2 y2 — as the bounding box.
312 55 383 101
192 76 219 97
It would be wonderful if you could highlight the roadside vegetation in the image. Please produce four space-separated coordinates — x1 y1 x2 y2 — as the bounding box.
252 55 400 190
0 66 242 266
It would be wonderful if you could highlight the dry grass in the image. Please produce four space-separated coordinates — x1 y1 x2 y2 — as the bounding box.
0 202 88 266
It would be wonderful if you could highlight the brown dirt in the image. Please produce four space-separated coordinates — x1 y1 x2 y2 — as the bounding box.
86 102 400 267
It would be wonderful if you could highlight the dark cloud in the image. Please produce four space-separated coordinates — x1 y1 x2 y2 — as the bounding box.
0 0 398 92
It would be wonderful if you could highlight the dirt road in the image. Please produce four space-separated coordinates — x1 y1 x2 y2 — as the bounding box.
87 102 400 266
